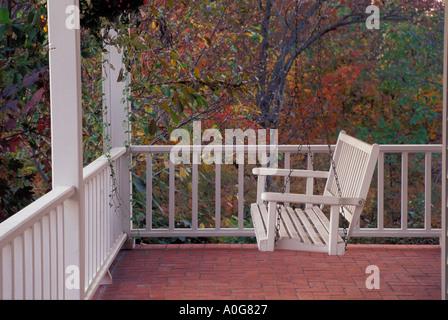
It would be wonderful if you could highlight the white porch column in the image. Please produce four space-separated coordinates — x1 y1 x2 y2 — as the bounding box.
102 31 132 247
442 0 448 301
47 0 84 299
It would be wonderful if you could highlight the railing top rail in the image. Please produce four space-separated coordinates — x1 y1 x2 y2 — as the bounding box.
83 147 126 183
0 185 75 245
130 144 442 154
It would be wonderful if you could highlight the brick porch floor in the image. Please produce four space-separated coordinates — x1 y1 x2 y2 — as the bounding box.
93 244 441 300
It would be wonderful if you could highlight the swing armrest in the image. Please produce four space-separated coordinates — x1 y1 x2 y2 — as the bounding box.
252 168 329 179
260 192 364 206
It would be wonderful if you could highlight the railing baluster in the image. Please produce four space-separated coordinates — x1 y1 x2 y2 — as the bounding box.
56 205 64 299
192 150 199 231
2 244 12 299
425 152 432 231
377 152 385 232
94 175 98 275
33 222 42 299
89 181 93 285
215 161 222 231
100 170 105 265
49 209 57 299
23 228 33 299
238 161 244 231
13 236 23 299
402 152 409 231
42 215 50 299
146 153 153 231
169 157 175 230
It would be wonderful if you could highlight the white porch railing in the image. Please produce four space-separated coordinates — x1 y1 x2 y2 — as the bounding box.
0 143 443 299
82 147 128 299
130 144 442 239
0 147 127 300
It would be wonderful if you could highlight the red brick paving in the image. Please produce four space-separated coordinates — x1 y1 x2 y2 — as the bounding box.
93 244 441 300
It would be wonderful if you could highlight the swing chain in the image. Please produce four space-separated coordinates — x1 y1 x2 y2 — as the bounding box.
327 141 349 248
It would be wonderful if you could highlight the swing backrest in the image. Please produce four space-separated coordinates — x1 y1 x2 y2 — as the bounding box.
323 131 379 239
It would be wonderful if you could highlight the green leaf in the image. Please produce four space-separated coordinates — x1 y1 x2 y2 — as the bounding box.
148 119 157 135
0 7 11 24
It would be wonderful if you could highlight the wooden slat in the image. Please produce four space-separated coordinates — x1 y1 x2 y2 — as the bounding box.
279 206 300 241
285 206 312 244
312 206 330 231
251 204 266 235
277 205 290 238
296 208 325 245
258 203 269 232
305 207 330 244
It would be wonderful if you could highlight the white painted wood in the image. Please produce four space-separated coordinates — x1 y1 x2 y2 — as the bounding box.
47 0 84 299
442 0 448 300
169 159 175 230
2 244 13 299
146 153 153 230
56 205 64 300
192 151 199 231
328 206 341 255
261 193 364 206
102 30 130 150
102 29 132 246
377 152 384 231
251 131 379 255
253 167 328 179
131 143 442 154
401 152 409 231
41 215 50 299
238 163 244 230
425 152 432 232
13 236 24 299
131 144 441 240
256 174 266 204
23 228 33 299
83 233 127 300
215 163 222 230
49 209 58 299
284 153 291 208
266 201 277 251
306 153 314 208
33 222 42 299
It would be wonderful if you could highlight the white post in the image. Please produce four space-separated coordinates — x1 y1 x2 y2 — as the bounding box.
442 0 448 301
102 31 132 247
47 0 84 299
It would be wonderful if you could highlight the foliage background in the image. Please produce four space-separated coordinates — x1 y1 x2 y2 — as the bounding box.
0 0 444 244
